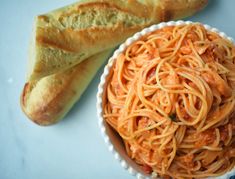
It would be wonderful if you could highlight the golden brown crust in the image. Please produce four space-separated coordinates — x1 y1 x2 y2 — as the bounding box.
28 0 208 81
21 50 113 125
36 25 142 53
21 82 66 125
22 0 208 125
31 22 145 80
66 2 140 18
158 0 208 21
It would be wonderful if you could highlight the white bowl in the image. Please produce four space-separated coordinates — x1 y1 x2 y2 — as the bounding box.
96 20 235 179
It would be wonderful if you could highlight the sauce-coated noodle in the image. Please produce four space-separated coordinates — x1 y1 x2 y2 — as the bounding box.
103 24 235 179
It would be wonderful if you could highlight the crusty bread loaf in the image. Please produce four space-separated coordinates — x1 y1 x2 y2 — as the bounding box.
21 49 113 125
22 0 208 125
28 0 208 81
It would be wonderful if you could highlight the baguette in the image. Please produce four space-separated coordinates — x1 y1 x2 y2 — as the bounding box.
28 0 208 81
22 0 208 125
21 49 113 125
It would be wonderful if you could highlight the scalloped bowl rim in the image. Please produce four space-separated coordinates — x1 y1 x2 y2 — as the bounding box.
96 20 235 179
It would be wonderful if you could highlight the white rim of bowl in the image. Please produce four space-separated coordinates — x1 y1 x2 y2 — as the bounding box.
96 20 235 179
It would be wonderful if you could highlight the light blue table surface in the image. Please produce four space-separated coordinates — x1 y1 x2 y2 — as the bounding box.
0 1 235 179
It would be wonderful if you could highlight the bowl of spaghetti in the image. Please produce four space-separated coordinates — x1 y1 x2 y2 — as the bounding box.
97 21 235 179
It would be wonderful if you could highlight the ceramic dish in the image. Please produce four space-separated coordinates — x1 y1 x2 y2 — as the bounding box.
97 20 235 179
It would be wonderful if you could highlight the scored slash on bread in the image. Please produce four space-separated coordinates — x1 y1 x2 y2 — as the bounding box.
21 0 208 125
28 0 208 81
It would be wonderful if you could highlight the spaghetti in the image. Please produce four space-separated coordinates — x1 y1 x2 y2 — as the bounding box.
103 24 235 179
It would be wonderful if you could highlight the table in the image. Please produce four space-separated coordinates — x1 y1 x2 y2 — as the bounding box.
0 0 235 179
